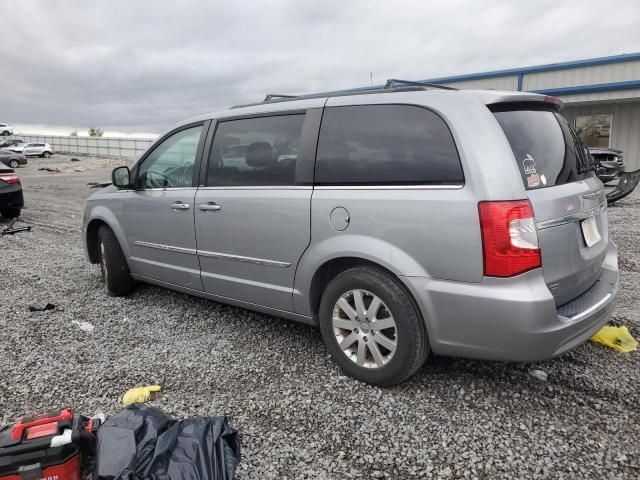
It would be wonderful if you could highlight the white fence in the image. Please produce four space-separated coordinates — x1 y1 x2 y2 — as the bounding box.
16 134 156 158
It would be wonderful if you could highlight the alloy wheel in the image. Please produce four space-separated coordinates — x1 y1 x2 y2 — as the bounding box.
332 289 398 369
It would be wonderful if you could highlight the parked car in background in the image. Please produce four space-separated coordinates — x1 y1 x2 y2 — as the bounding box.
589 147 625 183
83 83 619 386
9 142 53 157
0 124 13 136
0 163 23 218
0 149 27 168
0 138 24 150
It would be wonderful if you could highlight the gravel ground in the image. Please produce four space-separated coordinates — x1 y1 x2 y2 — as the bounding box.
1 154 639 479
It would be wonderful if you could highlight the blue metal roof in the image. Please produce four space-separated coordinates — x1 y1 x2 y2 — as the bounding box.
532 79 640 96
302 52 640 99
421 52 640 85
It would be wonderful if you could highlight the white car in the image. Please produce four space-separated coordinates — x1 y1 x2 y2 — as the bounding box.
10 142 53 158
0 123 13 136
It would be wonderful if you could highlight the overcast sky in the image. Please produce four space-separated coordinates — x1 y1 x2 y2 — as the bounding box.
1 0 639 136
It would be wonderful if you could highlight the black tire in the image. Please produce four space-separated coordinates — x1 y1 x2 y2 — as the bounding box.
9 159 19 168
1 131 9 136
41 151 52 158
1 208 20 218
98 225 135 296
319 266 429 386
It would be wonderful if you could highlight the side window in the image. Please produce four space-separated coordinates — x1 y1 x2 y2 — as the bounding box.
206 114 305 186
315 105 463 185
137 125 203 189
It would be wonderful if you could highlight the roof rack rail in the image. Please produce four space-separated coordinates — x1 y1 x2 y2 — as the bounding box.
230 80 457 109
263 94 297 102
384 79 457 91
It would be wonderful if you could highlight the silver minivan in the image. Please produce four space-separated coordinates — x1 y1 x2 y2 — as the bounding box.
83 81 619 385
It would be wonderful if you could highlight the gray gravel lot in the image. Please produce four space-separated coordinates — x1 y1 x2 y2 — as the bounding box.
1 154 639 479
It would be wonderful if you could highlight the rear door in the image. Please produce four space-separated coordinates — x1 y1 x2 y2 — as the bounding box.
194 109 320 312
492 106 607 305
23 144 37 155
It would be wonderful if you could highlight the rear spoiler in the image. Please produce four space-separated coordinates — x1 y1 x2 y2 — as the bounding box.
487 96 563 113
459 90 564 112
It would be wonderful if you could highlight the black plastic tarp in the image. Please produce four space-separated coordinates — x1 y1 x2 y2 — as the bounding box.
95 404 240 480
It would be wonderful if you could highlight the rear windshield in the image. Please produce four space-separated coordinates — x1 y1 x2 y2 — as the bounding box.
493 109 593 190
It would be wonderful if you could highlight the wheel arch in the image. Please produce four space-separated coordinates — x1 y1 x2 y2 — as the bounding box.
302 256 424 331
84 207 131 266
294 235 431 317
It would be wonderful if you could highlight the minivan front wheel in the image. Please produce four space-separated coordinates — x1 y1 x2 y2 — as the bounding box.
319 266 429 386
98 225 135 296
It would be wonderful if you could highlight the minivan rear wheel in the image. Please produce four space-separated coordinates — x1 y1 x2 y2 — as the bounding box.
41 151 51 158
98 225 135 296
319 266 429 386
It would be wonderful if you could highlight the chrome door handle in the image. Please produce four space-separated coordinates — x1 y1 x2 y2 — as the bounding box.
171 201 190 210
198 202 221 211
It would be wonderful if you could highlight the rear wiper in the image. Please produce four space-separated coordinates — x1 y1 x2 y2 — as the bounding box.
568 126 593 174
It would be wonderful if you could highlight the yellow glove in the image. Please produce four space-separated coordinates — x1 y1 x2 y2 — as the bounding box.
590 326 638 353
122 385 162 406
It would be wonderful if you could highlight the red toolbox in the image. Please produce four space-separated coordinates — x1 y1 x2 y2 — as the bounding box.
0 408 92 480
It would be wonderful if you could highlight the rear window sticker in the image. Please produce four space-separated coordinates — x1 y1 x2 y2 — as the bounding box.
540 174 547 185
523 154 537 175
527 173 541 188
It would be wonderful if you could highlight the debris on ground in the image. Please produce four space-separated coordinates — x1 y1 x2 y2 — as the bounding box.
72 167 85 172
38 167 63 173
87 182 112 188
28 302 56 312
1 219 31 236
95 404 240 480
606 169 640 205
591 325 638 353
122 385 161 406
529 369 548 381
71 158 81 162
72 320 95 333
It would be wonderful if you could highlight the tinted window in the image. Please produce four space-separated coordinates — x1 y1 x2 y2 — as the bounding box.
137 125 203 188
207 114 304 187
315 105 463 185
493 110 592 190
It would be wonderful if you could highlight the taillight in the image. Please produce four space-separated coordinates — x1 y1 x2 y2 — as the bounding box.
0 173 20 185
478 200 541 277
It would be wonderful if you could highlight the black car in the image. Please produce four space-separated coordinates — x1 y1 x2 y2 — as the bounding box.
0 138 24 150
588 147 625 184
0 163 23 218
0 149 28 168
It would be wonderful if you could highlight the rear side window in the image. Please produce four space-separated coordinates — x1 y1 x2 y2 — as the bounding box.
207 114 305 186
315 105 463 185
493 109 592 190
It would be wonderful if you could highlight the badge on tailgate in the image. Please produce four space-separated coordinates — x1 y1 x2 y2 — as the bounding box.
581 216 601 248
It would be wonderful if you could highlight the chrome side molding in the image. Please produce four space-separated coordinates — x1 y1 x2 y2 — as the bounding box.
197 249 291 268
134 241 197 255
134 241 291 268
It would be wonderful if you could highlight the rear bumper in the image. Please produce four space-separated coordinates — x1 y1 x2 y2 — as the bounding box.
0 186 24 210
404 241 619 361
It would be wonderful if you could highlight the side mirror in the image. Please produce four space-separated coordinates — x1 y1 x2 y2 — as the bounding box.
112 166 131 188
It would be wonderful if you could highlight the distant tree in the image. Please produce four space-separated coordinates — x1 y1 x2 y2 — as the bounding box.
69 130 78 136
88 127 104 137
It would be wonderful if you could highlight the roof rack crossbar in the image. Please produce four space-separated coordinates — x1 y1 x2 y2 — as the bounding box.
264 94 298 102
384 79 457 91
